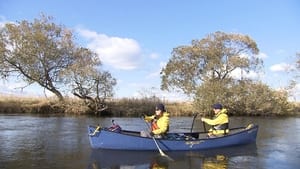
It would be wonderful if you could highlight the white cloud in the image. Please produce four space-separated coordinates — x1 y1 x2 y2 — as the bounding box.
0 80 54 97
294 83 300 101
256 52 268 59
146 61 166 79
230 68 260 80
0 15 15 28
270 63 293 72
0 15 7 28
77 28 142 70
146 70 160 79
131 86 190 102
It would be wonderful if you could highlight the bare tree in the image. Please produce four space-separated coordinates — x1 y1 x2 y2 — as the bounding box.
71 70 117 114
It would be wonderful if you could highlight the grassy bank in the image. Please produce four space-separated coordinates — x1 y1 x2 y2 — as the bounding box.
0 95 195 116
0 95 64 115
0 95 299 117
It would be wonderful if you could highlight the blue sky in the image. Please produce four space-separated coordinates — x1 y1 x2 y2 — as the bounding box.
0 0 299 101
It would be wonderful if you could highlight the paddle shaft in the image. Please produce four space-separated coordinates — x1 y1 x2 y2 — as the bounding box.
190 113 199 133
203 121 206 132
202 111 208 133
151 136 166 156
142 118 173 160
143 121 165 153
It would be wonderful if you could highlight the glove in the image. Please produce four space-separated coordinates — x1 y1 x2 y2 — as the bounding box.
149 131 154 137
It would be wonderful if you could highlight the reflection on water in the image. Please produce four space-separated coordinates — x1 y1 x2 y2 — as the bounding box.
0 115 299 169
201 155 228 169
87 144 257 169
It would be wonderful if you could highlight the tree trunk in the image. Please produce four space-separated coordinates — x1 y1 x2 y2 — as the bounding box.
50 88 64 102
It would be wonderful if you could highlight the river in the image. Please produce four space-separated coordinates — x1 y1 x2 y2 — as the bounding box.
0 115 299 169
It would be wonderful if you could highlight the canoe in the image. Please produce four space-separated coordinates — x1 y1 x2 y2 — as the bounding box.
87 124 258 151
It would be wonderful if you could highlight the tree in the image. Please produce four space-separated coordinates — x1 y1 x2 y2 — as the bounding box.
0 15 74 101
70 69 117 114
287 52 300 102
161 31 263 108
0 15 102 102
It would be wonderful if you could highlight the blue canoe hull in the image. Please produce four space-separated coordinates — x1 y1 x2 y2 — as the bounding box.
88 124 258 151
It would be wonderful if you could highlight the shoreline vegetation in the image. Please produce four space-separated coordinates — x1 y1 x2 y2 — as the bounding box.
0 95 299 117
1 17 299 118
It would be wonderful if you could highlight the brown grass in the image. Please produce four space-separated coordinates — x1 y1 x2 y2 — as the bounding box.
0 95 195 116
0 95 299 117
0 95 63 114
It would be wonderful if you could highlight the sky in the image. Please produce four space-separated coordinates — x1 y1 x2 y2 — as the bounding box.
0 0 299 102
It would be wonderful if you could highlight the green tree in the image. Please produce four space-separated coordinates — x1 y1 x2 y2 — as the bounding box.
229 81 286 115
161 31 262 107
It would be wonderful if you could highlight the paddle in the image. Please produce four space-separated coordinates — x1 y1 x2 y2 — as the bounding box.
89 124 101 136
191 112 206 133
142 118 173 161
190 112 199 133
203 121 206 132
202 111 207 133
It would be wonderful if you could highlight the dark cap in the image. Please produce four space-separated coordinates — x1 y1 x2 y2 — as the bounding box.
212 103 223 109
156 103 166 112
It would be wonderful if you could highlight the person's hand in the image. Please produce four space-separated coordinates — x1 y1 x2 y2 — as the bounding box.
149 131 154 137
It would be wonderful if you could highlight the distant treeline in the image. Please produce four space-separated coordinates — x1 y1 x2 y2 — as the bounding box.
0 96 299 117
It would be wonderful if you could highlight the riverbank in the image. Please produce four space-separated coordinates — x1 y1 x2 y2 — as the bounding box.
0 95 299 116
0 95 194 116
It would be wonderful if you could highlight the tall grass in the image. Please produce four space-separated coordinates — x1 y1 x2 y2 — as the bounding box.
1 95 298 116
0 95 63 114
0 95 194 116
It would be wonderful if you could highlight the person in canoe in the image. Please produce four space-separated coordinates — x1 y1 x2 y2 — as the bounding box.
201 103 229 138
141 103 170 138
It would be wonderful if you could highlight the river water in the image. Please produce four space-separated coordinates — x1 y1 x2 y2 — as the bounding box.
0 115 299 169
